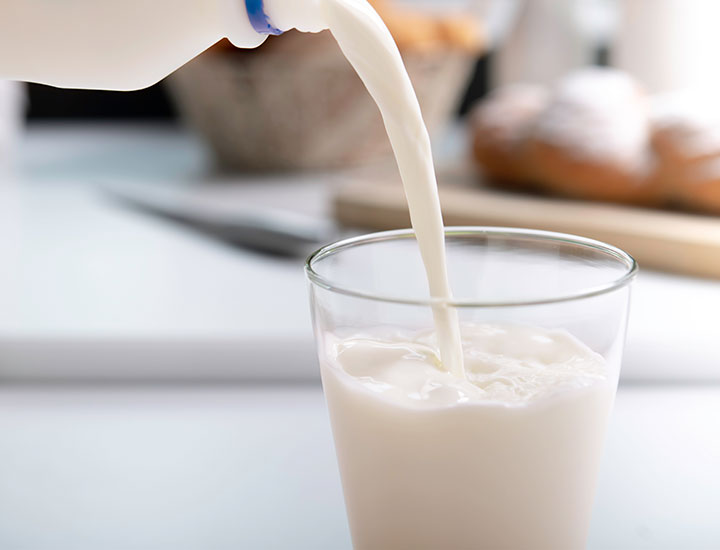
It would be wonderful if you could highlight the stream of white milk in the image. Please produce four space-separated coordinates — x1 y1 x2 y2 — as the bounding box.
321 0 465 377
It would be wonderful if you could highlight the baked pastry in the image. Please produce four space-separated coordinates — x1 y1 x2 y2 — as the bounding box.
650 91 720 212
470 84 548 186
529 68 660 205
469 68 720 212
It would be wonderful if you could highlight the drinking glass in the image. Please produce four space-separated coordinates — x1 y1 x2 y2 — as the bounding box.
306 226 636 550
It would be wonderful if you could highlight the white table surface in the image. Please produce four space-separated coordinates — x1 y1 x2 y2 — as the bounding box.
1 124 719 382
0 124 718 548
0 384 718 550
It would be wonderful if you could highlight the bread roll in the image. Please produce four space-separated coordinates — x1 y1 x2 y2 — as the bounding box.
529 68 660 205
470 84 548 187
650 91 720 212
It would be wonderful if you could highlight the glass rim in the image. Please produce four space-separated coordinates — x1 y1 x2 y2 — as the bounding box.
305 226 638 308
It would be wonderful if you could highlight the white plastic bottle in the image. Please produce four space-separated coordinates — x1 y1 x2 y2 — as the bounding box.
0 0 325 90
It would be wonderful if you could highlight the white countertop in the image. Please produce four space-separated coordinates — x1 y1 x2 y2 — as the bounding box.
0 384 717 550
0 124 719 548
1 124 719 382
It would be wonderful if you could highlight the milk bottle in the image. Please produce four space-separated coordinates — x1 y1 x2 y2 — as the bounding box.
0 0 327 90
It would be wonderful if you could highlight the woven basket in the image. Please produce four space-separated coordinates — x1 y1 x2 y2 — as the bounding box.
167 31 474 171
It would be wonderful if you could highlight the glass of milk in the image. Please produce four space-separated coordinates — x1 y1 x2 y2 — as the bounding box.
305 226 636 550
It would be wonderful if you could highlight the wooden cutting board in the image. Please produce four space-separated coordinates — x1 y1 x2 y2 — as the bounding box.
334 170 720 279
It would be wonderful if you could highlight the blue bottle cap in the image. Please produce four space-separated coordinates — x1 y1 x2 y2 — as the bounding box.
245 0 283 35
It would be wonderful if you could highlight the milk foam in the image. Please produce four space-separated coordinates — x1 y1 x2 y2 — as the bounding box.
328 324 608 408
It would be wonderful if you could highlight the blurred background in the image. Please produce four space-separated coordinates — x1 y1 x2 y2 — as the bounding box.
1 1 719 549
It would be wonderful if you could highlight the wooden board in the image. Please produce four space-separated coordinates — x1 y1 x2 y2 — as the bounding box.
334 174 720 279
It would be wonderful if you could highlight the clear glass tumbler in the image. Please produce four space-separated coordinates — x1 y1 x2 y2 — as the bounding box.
306 227 636 550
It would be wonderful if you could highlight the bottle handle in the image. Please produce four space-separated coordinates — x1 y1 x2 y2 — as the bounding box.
245 0 283 35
